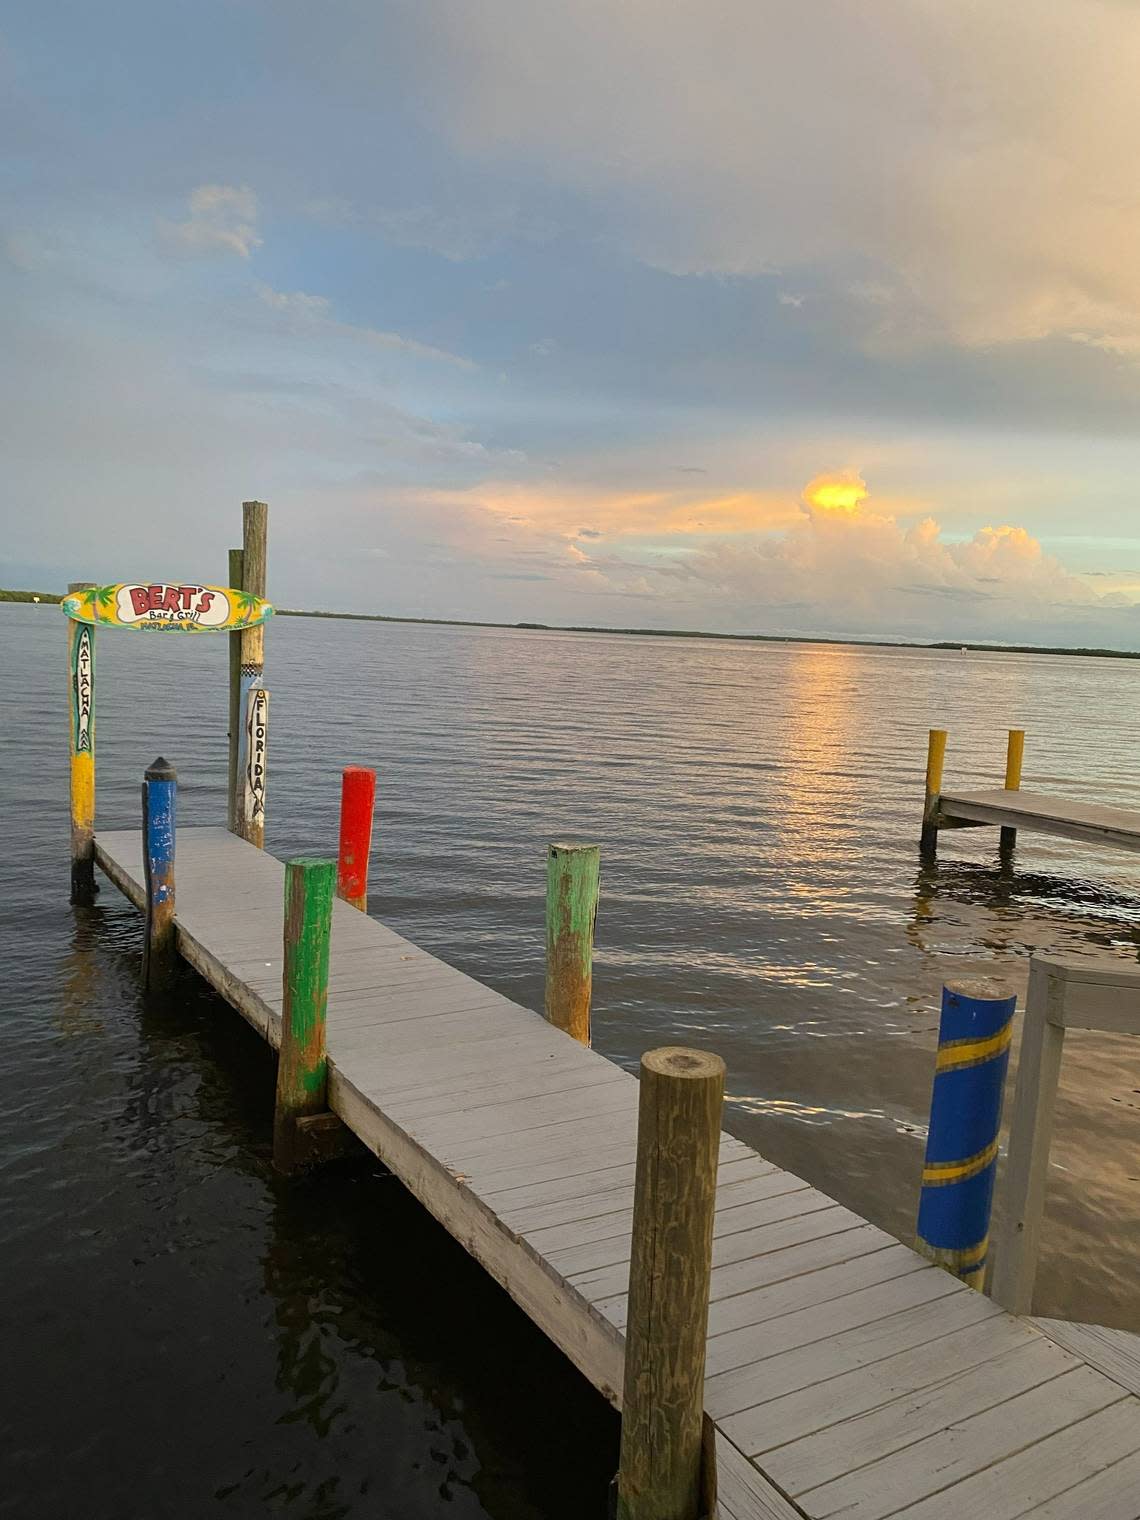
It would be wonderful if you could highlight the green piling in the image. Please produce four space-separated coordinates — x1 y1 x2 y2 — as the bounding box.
545 842 600 1046
273 857 336 1172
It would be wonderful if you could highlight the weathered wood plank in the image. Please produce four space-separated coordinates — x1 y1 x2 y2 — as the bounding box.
705 1269 965 1387
726 1310 1042 1458
714 1434 802 1520
715 1288 1003 1425
890 1398 1140 1520
798 1368 1125 1520
766 1339 1074 1498
543 1185 838 1280
523 1171 809 1257
571 1208 874 1308
1020 1446 1140 1520
1030 1320 1140 1398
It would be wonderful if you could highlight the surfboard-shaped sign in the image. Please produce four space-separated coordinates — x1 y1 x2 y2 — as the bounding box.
61 582 275 633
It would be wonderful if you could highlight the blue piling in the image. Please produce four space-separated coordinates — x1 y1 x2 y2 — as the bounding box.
916 978 1016 1289
142 756 177 990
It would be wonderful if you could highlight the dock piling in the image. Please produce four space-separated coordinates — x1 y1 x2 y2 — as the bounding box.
920 728 947 855
1000 728 1025 852
226 546 244 832
142 757 177 991
617 1047 724 1520
242 687 269 847
915 977 1016 1288
337 766 376 912
235 501 268 846
545 842 600 1046
67 581 97 903
274 857 337 1172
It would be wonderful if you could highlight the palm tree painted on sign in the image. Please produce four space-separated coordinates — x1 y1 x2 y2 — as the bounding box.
234 590 261 626
96 585 116 614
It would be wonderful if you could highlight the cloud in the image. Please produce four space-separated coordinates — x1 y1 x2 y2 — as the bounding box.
255 282 476 367
398 1 1140 354
417 479 804 543
158 184 261 259
392 470 1138 641
663 480 1120 640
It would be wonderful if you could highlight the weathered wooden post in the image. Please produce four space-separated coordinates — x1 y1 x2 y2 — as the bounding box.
227 545 244 832
915 977 1016 1289
991 959 1062 1315
617 1048 724 1520
1000 728 1025 852
274 857 336 1172
142 757 177 991
67 582 97 902
241 687 269 848
235 501 268 845
545 842 600 1045
920 728 947 855
337 766 376 912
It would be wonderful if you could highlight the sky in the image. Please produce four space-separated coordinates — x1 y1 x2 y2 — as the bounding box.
4 0 1140 645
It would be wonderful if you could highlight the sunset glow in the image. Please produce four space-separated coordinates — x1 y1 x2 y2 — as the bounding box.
802 473 870 516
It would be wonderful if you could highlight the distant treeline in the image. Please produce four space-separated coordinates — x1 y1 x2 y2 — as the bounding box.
280 607 1140 660
5 588 1140 660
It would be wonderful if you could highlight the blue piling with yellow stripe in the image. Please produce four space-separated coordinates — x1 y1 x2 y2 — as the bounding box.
916 978 1016 1289
142 756 177 991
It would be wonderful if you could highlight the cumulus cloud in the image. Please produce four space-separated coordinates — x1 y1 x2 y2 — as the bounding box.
158 184 261 259
665 477 1119 639
407 471 1136 641
400 0 1140 353
255 282 475 367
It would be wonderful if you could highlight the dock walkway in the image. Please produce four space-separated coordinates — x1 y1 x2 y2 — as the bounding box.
95 826 1140 1520
939 789 1140 853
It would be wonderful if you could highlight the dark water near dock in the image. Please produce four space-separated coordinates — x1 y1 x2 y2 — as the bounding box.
2 605 1138 1516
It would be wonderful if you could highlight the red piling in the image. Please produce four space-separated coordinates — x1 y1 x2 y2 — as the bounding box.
337 766 376 912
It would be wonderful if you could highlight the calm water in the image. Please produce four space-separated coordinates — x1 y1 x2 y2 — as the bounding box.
3 604 1139 1515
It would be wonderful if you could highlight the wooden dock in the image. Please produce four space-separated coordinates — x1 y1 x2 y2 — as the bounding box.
939 789 1140 853
922 727 1140 858
94 825 1140 1520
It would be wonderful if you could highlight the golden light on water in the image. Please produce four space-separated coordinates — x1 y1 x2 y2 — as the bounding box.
803 471 870 515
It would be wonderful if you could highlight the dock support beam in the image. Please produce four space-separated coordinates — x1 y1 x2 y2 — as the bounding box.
545 842 600 1046
68 581 97 903
274 857 337 1172
235 501 268 846
226 545 244 833
337 766 376 912
1000 728 1025 853
915 978 1015 1288
142 758 177 991
617 1047 724 1520
920 728 947 855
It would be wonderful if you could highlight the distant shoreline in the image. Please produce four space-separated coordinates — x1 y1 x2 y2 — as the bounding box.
5 586 1139 661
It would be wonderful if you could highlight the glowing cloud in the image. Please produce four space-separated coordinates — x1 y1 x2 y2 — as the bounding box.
802 472 870 516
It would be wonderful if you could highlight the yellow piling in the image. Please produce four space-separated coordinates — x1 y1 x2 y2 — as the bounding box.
1001 729 1025 851
920 728 947 855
